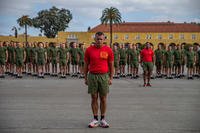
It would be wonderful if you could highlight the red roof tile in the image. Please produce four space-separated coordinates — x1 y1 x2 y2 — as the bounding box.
89 22 200 33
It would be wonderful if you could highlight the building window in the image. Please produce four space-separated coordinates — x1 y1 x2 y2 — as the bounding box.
146 34 152 39
114 34 118 40
68 34 76 39
125 34 129 40
158 34 162 40
180 34 184 39
73 34 76 38
135 34 140 40
192 34 196 40
91 34 95 39
169 34 173 39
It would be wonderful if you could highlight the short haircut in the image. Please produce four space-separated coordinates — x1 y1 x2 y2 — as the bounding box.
37 42 44 46
95 31 104 36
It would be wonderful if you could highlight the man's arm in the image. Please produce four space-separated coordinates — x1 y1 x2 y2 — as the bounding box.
35 50 38 64
77 52 80 63
118 53 120 64
45 50 47 63
108 61 114 79
185 52 187 65
153 54 155 65
23 50 26 62
138 52 140 63
140 51 143 63
152 50 155 64
14 49 16 62
108 61 114 85
84 62 89 85
194 52 196 66
66 52 69 63
5 49 8 62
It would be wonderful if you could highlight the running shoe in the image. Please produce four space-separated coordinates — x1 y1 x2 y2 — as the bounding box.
88 119 99 128
146 83 152 87
100 119 109 128
143 83 147 87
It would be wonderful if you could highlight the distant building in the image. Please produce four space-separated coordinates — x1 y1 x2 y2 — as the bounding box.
1 22 200 47
59 22 200 47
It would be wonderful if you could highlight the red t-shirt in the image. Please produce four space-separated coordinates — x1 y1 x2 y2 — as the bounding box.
84 45 114 74
140 48 154 62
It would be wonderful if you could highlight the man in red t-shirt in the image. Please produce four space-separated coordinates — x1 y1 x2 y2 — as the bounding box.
84 32 114 128
140 42 154 87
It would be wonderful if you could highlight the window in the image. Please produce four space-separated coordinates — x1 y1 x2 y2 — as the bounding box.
192 34 196 40
125 34 129 40
169 34 173 39
135 34 140 40
114 34 118 40
158 34 162 40
91 34 95 39
146 34 152 39
180 34 184 39
68 34 76 39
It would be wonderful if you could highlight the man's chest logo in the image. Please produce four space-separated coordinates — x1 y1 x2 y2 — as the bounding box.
100 51 108 59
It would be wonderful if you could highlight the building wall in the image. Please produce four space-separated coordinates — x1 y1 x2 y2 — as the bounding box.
109 32 200 45
0 35 57 44
1 31 199 47
61 31 200 47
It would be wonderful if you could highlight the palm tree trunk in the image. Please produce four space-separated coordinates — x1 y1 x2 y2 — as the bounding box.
14 27 18 38
15 28 18 38
109 20 113 48
25 24 28 45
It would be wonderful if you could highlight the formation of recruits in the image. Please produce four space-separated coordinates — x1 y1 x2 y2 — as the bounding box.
0 41 84 78
0 41 200 80
113 43 200 79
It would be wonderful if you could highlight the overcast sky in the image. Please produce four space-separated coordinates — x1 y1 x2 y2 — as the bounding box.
0 0 199 36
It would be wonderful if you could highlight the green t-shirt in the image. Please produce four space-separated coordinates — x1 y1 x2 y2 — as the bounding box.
0 47 7 59
119 48 126 59
174 50 181 60
37 48 46 59
25 47 32 58
162 49 167 55
186 51 195 62
197 51 200 63
155 49 163 61
15 47 24 60
114 50 119 61
181 49 186 60
50 47 57 59
46 47 51 57
70 48 78 59
7 46 11 54
9 46 15 61
130 50 139 62
58 48 68 60
31 47 37 58
66 48 70 53
126 48 132 56
78 48 84 61
165 51 173 61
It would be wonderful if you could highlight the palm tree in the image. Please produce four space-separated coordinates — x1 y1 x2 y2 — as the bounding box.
17 15 32 45
11 26 18 38
100 7 122 47
11 26 20 38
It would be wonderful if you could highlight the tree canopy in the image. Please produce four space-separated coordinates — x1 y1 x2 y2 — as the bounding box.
32 6 72 38
17 15 33 44
100 7 122 47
